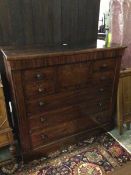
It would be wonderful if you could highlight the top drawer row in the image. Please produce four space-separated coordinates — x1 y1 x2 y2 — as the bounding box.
23 58 116 83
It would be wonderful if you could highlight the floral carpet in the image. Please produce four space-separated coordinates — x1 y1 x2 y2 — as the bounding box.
110 126 131 154
0 133 131 175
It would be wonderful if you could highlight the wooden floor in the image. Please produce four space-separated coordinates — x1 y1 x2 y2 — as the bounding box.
109 161 131 175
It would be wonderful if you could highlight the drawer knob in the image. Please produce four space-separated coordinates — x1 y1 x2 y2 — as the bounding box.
38 88 44 93
98 102 103 107
41 134 48 140
95 116 101 122
100 64 108 69
100 76 106 81
40 117 47 123
39 101 45 106
99 88 104 92
36 73 43 80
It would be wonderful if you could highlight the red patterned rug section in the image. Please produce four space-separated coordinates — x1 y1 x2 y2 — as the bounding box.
2 133 131 175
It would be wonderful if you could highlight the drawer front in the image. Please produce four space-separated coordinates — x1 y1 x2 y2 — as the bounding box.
28 106 81 131
30 109 111 148
92 71 115 86
29 97 112 132
26 88 112 116
30 115 99 149
93 58 116 72
24 81 55 100
23 67 55 83
80 98 112 115
58 62 92 91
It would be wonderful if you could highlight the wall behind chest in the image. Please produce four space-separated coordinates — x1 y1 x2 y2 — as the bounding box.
0 0 100 46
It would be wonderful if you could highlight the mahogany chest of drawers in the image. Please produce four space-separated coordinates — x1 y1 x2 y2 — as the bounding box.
0 43 126 159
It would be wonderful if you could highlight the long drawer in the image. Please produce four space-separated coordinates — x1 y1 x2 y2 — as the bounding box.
26 87 112 116
23 74 113 101
28 103 112 132
28 106 81 131
30 109 112 149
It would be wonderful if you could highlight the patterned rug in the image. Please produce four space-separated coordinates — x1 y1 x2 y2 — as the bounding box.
0 133 131 175
110 126 131 154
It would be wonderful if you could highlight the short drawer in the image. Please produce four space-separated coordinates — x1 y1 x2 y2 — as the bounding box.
24 81 55 100
93 58 116 72
23 67 55 83
92 71 115 86
57 62 92 91
30 115 99 149
80 98 112 115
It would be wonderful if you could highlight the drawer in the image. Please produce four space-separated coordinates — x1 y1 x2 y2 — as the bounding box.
93 58 116 72
29 98 112 132
92 71 115 86
28 106 81 131
57 62 92 91
26 89 112 116
23 67 55 83
80 98 112 115
30 115 99 149
24 81 55 100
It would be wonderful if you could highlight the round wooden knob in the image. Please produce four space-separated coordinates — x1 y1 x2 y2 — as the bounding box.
40 117 47 123
41 134 48 140
36 73 43 80
100 64 107 69
39 101 45 106
38 87 44 93
99 88 104 92
100 76 106 81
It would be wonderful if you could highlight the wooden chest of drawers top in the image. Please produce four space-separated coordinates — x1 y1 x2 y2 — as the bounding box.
1 42 126 70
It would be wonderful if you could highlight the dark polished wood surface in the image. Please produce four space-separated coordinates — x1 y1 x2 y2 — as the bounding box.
1 40 126 60
0 0 100 46
0 44 126 160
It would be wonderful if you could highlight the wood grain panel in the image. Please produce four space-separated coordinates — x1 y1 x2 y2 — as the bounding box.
117 69 131 134
61 0 78 44
78 0 100 43
0 0 12 45
9 0 25 45
58 62 92 90
0 0 100 46
21 0 34 45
